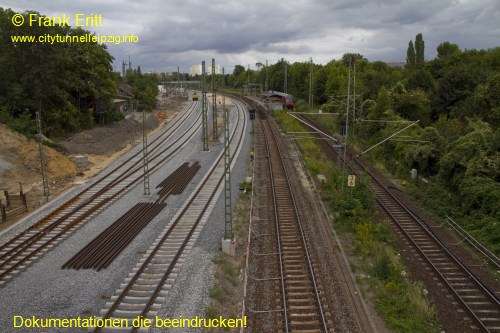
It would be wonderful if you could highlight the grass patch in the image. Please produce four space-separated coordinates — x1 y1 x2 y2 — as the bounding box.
204 305 218 319
209 285 226 302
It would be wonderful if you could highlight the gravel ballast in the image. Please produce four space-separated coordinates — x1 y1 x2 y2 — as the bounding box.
0 100 252 333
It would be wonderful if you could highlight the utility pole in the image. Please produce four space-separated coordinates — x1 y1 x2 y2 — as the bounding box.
265 60 268 91
309 57 313 110
352 59 357 140
122 61 126 82
223 67 232 240
212 58 218 139
36 100 50 202
201 61 209 151
284 62 288 93
177 66 180 108
142 107 150 196
341 56 355 196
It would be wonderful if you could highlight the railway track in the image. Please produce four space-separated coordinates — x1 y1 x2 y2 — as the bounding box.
248 107 330 332
295 113 500 332
91 97 248 333
0 100 201 287
61 161 200 271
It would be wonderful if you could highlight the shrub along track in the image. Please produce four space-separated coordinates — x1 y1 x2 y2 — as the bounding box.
294 113 500 333
0 101 200 287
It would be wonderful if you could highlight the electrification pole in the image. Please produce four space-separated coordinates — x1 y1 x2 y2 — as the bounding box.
265 60 268 91
284 62 288 94
201 61 209 151
223 67 232 240
341 56 355 196
212 58 218 139
36 101 50 202
352 59 357 140
142 107 150 196
177 66 180 108
309 57 313 110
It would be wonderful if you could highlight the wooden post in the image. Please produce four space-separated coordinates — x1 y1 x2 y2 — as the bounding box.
4 190 10 208
19 182 27 212
1 203 6 223
21 193 28 212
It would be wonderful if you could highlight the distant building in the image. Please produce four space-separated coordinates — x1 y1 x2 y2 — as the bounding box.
190 64 202 76
385 61 406 68
114 83 134 113
190 63 222 76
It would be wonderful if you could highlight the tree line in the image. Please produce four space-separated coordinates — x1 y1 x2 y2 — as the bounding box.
220 34 499 252
0 7 158 138
1 9 497 249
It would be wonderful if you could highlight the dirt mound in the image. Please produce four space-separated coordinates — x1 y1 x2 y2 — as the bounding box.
0 94 185 228
58 113 160 156
17 142 77 179
0 124 77 197
0 123 28 150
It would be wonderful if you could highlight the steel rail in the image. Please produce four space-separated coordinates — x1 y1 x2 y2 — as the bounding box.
0 102 202 283
0 101 197 249
92 96 247 333
262 111 329 332
260 116 289 332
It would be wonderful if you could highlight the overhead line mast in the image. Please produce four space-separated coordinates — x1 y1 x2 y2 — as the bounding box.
223 67 232 240
201 61 209 151
36 101 50 202
212 58 218 139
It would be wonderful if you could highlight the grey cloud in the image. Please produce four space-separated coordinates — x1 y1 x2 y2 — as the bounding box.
2 0 499 72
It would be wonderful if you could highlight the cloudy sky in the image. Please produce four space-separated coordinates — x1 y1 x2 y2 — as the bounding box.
3 0 499 73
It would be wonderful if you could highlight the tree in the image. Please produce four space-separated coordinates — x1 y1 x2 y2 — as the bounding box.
404 126 445 175
407 68 436 93
437 42 460 59
406 41 416 68
342 53 366 67
415 33 425 67
232 65 245 77
393 88 431 126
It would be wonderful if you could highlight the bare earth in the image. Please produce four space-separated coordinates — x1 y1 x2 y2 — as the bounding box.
0 94 186 230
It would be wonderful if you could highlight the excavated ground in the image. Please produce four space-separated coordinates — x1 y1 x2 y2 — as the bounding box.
0 94 185 231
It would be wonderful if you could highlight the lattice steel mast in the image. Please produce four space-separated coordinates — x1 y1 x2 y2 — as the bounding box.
202 61 209 151
36 101 50 202
142 107 150 196
222 67 232 240
212 58 218 139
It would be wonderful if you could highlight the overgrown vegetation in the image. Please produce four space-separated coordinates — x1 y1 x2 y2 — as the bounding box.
0 7 158 138
248 35 498 256
273 109 441 332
